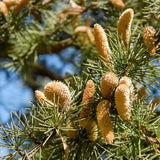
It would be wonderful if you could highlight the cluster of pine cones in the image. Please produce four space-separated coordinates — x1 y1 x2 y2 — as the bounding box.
98 72 134 143
77 73 134 144
34 7 157 145
35 75 134 144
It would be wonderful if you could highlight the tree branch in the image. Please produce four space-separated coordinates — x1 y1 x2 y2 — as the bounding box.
18 130 57 160
33 63 63 81
140 132 160 145
59 130 69 160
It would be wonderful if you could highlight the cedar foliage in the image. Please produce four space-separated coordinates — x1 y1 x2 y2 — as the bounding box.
0 0 160 159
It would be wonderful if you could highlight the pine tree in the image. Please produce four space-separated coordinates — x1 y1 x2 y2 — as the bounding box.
0 0 160 159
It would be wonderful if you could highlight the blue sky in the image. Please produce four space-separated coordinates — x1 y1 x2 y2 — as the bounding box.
0 67 33 157
0 69 33 123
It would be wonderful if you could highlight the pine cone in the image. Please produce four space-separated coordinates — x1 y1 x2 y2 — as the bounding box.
0 2 9 16
96 100 114 144
15 0 29 13
136 85 146 102
119 76 134 105
115 84 131 120
44 81 71 110
100 72 119 99
143 26 156 55
94 23 111 63
35 90 53 106
79 80 95 128
110 0 125 8
118 8 134 47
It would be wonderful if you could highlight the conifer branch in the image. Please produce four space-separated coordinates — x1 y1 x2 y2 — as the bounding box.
0 0 160 159
15 146 25 157
33 63 63 80
19 130 57 160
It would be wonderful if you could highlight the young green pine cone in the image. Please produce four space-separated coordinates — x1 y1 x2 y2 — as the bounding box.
94 23 111 63
44 81 71 110
96 100 114 144
79 80 95 128
118 8 134 47
115 83 131 120
100 72 119 99
143 26 156 55
0 2 9 16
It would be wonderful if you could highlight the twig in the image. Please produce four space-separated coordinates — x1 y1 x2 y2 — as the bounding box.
59 130 69 160
125 59 136 74
15 147 25 157
140 131 160 154
28 133 40 144
32 63 63 80
18 130 57 160
140 133 160 145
